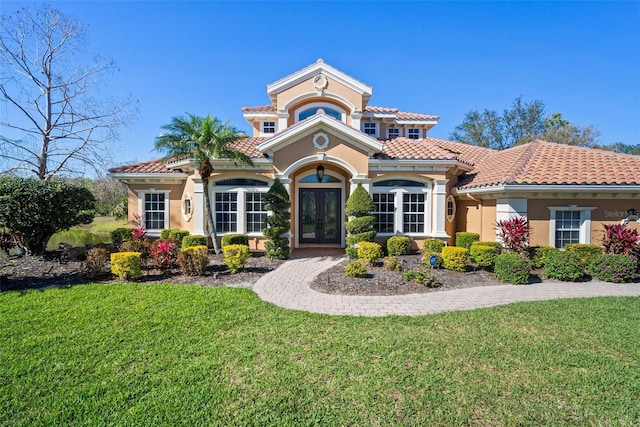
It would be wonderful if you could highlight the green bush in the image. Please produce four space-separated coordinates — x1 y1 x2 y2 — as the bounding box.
422 239 445 253
403 270 442 288
263 178 291 260
182 235 208 249
470 244 501 268
344 183 376 258
494 253 531 285
544 251 584 282
111 227 135 245
565 244 603 273
345 260 367 278
455 232 480 250
177 245 209 276
345 183 376 217
357 242 383 265
110 252 142 281
82 247 110 280
589 254 636 283
528 246 558 269
386 236 411 256
344 216 376 235
421 251 443 269
346 231 378 259
383 256 403 272
119 239 150 259
222 244 250 274
471 241 502 250
221 233 249 247
160 229 171 239
168 229 190 245
442 246 469 272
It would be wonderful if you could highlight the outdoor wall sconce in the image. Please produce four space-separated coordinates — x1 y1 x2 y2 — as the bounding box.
316 164 325 182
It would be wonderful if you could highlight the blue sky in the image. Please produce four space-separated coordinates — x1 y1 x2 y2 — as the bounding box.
3 1 640 167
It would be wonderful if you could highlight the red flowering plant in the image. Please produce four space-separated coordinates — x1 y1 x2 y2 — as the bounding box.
602 223 639 255
150 238 178 271
496 216 530 253
131 213 147 242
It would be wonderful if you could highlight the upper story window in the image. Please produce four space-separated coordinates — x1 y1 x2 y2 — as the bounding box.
363 122 378 137
407 129 421 139
299 106 342 121
262 121 276 134
294 102 347 123
388 128 400 139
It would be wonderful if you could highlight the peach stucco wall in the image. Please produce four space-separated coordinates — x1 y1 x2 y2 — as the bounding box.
276 77 364 119
455 199 497 244
127 182 187 232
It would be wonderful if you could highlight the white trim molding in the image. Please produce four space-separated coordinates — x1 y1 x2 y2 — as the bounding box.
547 205 597 248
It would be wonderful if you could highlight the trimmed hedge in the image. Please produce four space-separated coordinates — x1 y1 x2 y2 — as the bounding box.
177 245 209 276
168 229 190 245
455 232 479 250
111 227 135 245
590 254 636 283
565 244 603 273
528 246 558 269
442 246 469 272
222 244 250 274
494 253 531 285
221 233 249 247
387 236 411 256
182 235 208 249
422 239 445 253
471 241 502 250
110 252 142 281
470 244 501 268
421 251 443 269
544 251 584 281
357 242 383 265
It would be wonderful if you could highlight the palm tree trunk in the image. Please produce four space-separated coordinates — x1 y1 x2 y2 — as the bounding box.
201 176 221 254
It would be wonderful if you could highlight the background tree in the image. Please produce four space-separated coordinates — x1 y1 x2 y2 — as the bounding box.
0 5 135 179
0 176 95 254
154 114 252 253
262 178 291 260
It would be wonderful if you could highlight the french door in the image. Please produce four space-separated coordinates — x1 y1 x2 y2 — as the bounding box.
299 188 341 244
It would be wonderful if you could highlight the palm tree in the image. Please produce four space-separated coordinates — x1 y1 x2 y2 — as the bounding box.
154 114 253 253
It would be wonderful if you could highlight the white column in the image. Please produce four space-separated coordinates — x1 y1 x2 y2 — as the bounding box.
192 178 205 235
496 198 527 242
351 111 363 130
431 179 449 239
277 111 289 132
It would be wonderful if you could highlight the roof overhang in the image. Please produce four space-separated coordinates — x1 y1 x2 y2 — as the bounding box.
209 158 273 171
456 183 640 199
369 159 472 173
107 172 189 184
256 113 383 157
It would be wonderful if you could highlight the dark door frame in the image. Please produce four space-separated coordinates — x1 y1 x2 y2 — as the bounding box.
298 187 342 244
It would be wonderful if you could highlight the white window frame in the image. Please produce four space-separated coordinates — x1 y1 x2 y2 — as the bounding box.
407 128 421 139
136 190 170 236
371 180 431 237
262 121 276 134
293 102 347 123
362 122 379 138
548 206 596 248
211 181 270 236
387 128 401 139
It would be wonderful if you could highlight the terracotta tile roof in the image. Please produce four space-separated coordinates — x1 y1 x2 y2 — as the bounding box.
108 158 179 174
377 137 464 162
396 111 440 121
458 140 640 189
242 105 276 113
426 138 496 166
365 106 399 114
229 136 271 157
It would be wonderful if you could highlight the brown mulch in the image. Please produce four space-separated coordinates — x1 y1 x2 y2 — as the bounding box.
311 253 509 296
0 252 284 292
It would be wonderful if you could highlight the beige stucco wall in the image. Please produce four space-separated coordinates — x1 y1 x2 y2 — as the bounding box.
455 199 497 244
127 182 187 232
276 77 364 119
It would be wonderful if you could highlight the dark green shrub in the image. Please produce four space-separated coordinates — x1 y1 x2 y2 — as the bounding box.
421 251 443 269
345 183 375 217
0 176 96 254
565 244 603 274
383 256 402 271
357 242 383 265
528 246 558 269
110 252 142 281
345 260 367 278
221 233 249 247
344 183 376 258
442 246 469 272
160 229 171 239
344 216 376 235
178 245 209 276
387 236 411 256
168 229 190 245
422 239 445 253
111 227 135 245
119 239 150 259
544 251 584 281
263 178 291 260
470 244 501 268
222 244 250 274
182 235 208 249
589 254 636 283
455 232 480 250
494 253 531 285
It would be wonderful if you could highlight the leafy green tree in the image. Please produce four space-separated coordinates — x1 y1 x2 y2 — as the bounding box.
154 114 252 253
600 142 640 155
344 183 377 258
262 178 291 260
0 176 95 254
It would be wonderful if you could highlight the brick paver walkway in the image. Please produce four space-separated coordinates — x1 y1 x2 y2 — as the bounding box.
253 250 640 317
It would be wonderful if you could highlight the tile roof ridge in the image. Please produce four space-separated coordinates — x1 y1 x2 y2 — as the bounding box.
504 141 542 184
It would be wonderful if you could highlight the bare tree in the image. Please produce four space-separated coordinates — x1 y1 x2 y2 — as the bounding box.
0 5 136 179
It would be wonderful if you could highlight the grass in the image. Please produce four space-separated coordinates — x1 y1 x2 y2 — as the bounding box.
1 285 638 426
46 216 128 250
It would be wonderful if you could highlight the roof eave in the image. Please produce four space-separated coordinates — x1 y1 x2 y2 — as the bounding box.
460 183 640 195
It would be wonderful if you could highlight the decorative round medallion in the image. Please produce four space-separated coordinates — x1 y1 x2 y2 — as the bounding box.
312 132 329 149
313 75 329 91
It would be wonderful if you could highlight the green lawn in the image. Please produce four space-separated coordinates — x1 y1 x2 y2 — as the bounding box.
1 285 638 426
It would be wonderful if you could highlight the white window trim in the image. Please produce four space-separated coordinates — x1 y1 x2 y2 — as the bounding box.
293 102 347 123
362 122 379 138
548 206 596 248
387 128 401 139
372 182 432 237
211 184 270 236
136 190 171 236
261 121 276 136
406 128 421 140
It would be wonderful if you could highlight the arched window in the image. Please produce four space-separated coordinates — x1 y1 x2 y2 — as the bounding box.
294 102 347 123
299 173 341 183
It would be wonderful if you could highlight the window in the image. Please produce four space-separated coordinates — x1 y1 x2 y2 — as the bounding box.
182 193 193 222
403 194 425 233
262 121 275 134
298 106 342 121
299 173 341 183
387 128 400 139
407 129 421 139
548 206 595 249
446 195 456 223
363 122 378 137
144 193 166 230
373 193 395 233
215 193 237 233
245 192 267 233
213 178 270 235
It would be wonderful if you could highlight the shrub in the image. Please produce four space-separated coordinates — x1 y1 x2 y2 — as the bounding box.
0 230 17 255
160 229 171 239
110 252 142 281
119 239 150 259
344 216 376 235
422 239 445 253
357 242 383 265
111 227 136 245
602 223 639 255
345 259 367 278
82 247 110 280
384 256 402 272
564 244 603 273
403 270 442 288
344 183 376 258
528 246 558 269
182 235 208 249
471 241 502 250
470 244 501 268
496 216 530 253
0 176 95 254
442 246 469 272
263 178 291 260
178 245 209 276
221 233 249 247
590 254 636 283
494 253 531 285
131 213 147 242
222 244 250 274
544 251 584 281
168 229 190 245
150 238 178 271
421 251 443 269
455 232 479 250
345 183 376 217
387 236 411 256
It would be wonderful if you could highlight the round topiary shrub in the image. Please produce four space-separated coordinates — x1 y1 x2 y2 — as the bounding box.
589 254 636 283
544 251 584 281
345 259 367 278
422 238 445 253
344 183 376 258
421 251 443 269
494 253 531 285
357 241 383 265
387 236 411 256
383 256 402 271
470 244 501 268
441 246 469 272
